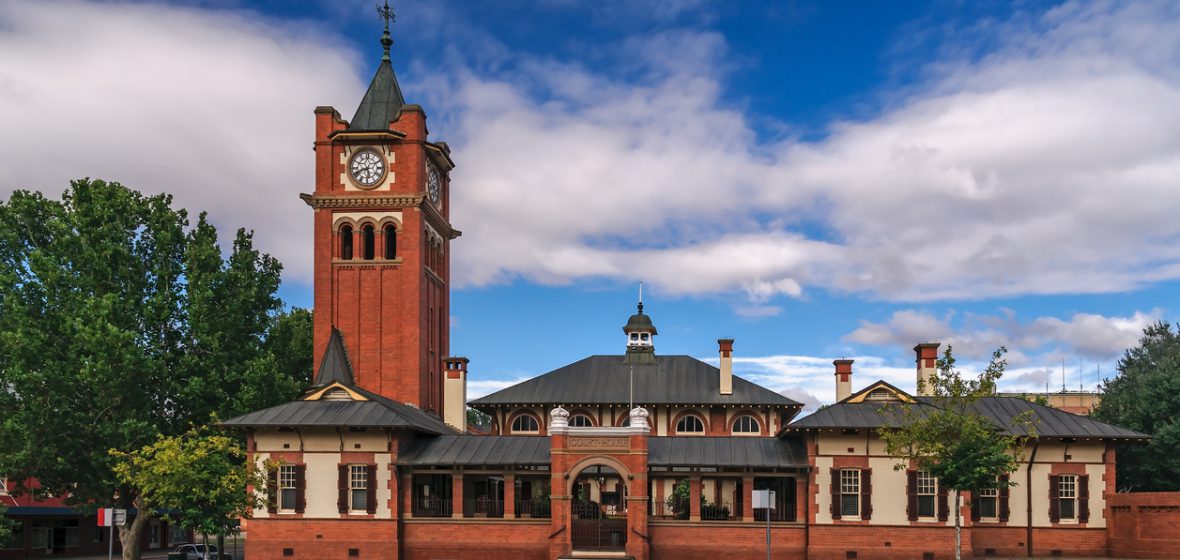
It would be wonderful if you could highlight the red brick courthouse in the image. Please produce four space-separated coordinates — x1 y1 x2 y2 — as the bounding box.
223 14 1162 560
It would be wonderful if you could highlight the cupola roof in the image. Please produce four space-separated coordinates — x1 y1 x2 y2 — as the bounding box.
348 0 406 131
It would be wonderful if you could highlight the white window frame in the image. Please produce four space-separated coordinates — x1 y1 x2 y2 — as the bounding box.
731 415 760 435
839 469 860 518
278 465 298 512
1058 474 1078 521
349 465 368 512
568 414 594 428
675 415 705 434
511 414 540 434
916 471 937 519
977 487 999 520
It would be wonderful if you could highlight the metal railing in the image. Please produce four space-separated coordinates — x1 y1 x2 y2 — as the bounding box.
515 499 551 518
649 499 689 520
411 498 452 517
463 498 504 518
754 502 796 522
701 501 737 521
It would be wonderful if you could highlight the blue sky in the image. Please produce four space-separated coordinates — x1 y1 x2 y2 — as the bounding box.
2 1 1178 410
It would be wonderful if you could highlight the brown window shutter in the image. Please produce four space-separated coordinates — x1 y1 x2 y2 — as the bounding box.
861 469 872 520
366 464 378 514
999 475 1010 522
970 489 981 522
1078 474 1089 523
906 470 918 521
1048 474 1060 523
830 468 841 520
937 482 949 522
267 466 278 514
295 464 306 514
338 465 349 514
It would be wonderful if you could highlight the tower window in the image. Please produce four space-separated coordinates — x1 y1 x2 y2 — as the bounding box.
340 225 353 260
675 415 705 434
630 333 639 341
362 225 375 260
384 224 397 259
640 333 649 341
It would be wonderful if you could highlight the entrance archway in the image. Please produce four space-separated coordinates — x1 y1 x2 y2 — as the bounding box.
570 464 627 551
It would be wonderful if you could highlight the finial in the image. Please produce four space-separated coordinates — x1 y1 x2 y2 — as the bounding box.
377 0 395 60
638 281 644 314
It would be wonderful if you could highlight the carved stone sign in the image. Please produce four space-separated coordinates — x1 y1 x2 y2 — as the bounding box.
568 436 629 451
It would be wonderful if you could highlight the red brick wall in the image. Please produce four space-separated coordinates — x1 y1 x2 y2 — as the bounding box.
809 525 959 560
246 518 397 560
1108 492 1180 559
649 524 803 560
402 521 550 560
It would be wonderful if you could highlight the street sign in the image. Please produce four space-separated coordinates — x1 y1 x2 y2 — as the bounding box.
113 509 127 526
97 508 113 527
752 489 776 509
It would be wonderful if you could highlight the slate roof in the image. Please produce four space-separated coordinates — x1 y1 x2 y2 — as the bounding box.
221 326 456 435
648 437 807 468
400 435 550 466
787 394 1148 440
349 57 405 131
470 355 801 410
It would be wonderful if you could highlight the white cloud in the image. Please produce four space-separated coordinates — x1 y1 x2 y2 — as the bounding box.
845 308 1159 361
4 1 1180 309
0 1 364 287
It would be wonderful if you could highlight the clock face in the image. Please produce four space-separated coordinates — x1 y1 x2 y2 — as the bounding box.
426 164 441 204
349 148 385 188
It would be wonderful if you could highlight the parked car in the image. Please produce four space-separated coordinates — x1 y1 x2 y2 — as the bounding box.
174 543 233 560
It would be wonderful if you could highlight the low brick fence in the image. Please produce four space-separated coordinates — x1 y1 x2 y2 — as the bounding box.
1107 492 1180 559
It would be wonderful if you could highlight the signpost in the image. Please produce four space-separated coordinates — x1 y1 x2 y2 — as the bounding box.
752 490 776 560
98 508 127 560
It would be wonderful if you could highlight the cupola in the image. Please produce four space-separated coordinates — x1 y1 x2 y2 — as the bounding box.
622 286 658 364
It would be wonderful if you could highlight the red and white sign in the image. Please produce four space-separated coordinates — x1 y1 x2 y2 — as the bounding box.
97 508 113 527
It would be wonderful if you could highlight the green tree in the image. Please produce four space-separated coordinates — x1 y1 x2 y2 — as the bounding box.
111 425 268 558
266 308 314 385
878 347 1033 560
0 504 14 547
466 407 492 430
1093 321 1180 491
0 180 303 560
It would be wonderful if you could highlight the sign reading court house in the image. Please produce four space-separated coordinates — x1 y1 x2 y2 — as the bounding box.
568 436 629 450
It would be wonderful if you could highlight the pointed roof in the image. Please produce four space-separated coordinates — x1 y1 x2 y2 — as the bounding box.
348 58 406 131
313 328 354 386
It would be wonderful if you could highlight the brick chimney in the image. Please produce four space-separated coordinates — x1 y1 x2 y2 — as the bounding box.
834 359 854 402
718 339 734 395
443 357 469 431
914 343 940 396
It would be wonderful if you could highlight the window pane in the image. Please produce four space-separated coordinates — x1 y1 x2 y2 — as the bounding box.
918 495 935 517
841 494 859 517
569 415 592 427
980 497 997 518
281 489 296 510
1060 498 1076 519
352 489 368 510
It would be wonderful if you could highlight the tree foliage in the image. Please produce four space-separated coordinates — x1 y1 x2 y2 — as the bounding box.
0 180 305 558
1093 321 1180 491
878 346 1034 560
0 504 14 546
111 425 269 537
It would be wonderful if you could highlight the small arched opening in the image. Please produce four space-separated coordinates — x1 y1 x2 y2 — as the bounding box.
571 464 628 552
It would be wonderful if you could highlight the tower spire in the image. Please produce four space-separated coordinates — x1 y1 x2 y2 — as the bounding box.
377 0 395 61
638 281 644 314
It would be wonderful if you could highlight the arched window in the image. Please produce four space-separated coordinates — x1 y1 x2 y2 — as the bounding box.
384 224 397 259
569 414 594 428
732 415 760 434
362 225 375 260
511 414 540 434
340 225 353 260
675 415 705 434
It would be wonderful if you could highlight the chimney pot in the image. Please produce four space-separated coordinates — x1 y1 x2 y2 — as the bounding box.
718 339 734 395
834 359 854 402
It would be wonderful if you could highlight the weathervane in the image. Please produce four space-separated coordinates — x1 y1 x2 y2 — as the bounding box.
377 0 395 60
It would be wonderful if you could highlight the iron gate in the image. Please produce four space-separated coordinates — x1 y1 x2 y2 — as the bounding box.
570 504 627 551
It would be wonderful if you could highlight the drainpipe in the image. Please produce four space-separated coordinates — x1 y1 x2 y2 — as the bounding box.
1025 442 1039 558
803 464 811 560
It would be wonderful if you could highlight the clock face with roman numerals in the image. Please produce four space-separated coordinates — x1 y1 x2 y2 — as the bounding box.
349 148 385 188
427 163 441 205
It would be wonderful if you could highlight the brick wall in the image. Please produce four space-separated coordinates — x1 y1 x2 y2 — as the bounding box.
648 523 803 560
808 525 959 560
246 518 397 560
402 520 550 560
1108 492 1180 559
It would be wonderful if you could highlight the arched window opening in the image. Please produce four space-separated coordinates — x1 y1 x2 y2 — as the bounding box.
732 415 760 434
569 414 594 428
675 415 705 434
340 225 354 260
511 414 540 434
384 224 397 259
362 225 375 260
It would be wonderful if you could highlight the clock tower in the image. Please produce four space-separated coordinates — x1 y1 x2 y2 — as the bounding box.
302 6 459 415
